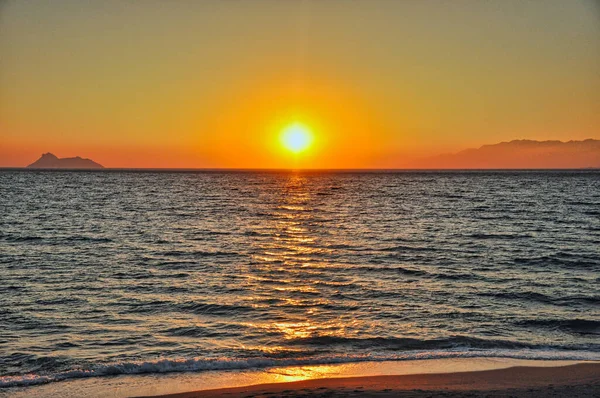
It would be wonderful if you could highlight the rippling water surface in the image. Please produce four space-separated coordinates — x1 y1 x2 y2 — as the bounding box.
1 170 599 388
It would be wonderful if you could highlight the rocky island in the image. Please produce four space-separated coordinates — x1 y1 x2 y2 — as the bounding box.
27 153 104 169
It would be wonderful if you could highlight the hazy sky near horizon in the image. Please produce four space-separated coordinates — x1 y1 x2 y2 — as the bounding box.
1 0 599 168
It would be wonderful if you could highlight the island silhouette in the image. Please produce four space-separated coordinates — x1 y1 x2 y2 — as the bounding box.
27 153 104 169
409 139 600 169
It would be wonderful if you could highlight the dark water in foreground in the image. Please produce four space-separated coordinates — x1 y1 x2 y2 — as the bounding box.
1 170 599 388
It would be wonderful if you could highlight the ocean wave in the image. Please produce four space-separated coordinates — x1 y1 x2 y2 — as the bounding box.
0 235 113 243
63 236 113 243
283 335 600 351
2 349 599 389
1 235 44 242
352 265 483 281
35 297 88 306
164 325 244 338
478 291 600 307
513 255 599 269
355 265 428 276
177 301 255 315
380 245 434 252
160 250 239 257
516 319 600 335
468 233 533 240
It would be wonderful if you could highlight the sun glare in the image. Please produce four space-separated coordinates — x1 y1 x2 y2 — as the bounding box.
280 123 313 154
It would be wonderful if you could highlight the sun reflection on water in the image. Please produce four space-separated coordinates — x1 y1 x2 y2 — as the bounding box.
244 173 355 348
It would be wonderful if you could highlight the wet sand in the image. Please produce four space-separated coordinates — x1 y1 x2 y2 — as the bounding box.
147 363 600 398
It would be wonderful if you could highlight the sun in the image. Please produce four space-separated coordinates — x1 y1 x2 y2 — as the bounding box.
280 122 313 154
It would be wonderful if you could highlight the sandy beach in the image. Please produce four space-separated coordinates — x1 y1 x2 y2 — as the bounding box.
146 363 600 398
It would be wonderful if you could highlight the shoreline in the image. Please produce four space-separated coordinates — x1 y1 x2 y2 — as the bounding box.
146 362 600 398
5 358 598 398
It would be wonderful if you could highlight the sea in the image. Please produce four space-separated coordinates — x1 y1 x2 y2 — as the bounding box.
1 170 599 392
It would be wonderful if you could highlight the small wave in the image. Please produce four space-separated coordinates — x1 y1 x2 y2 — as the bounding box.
325 243 355 250
517 319 600 335
63 236 113 243
431 272 484 281
353 265 481 281
164 323 248 338
478 291 554 304
35 297 87 306
356 265 428 277
286 335 541 350
160 250 238 257
1 235 43 242
513 255 599 269
111 271 155 280
177 301 254 316
583 210 600 216
155 260 197 269
1 235 113 243
468 233 531 240
2 349 599 389
562 296 600 305
380 245 434 252
479 291 600 307
243 231 267 237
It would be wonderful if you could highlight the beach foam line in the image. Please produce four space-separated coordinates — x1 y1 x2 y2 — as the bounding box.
2 348 600 388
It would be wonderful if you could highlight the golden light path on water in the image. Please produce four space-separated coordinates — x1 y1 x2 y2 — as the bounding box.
237 173 360 354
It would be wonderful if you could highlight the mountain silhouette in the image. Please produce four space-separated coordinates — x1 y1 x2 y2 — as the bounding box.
411 139 600 169
27 153 104 169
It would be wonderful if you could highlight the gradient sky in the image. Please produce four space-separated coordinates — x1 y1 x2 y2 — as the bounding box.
1 0 599 168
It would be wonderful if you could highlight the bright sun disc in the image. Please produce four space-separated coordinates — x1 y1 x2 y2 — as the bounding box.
281 123 313 154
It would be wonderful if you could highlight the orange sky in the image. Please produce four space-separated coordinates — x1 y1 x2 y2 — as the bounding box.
1 1 599 168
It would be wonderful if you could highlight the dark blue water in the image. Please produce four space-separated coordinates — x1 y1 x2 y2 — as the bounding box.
1 170 599 388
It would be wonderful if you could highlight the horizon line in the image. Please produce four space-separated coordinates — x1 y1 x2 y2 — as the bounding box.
1 167 599 172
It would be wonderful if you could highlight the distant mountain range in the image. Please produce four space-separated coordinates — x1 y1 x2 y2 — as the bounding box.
27 153 104 169
410 139 600 169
